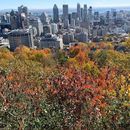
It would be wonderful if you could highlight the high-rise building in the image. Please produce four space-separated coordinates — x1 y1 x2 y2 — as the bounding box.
88 6 93 24
63 4 69 21
18 5 28 17
64 19 69 29
72 12 77 20
6 13 11 23
106 11 111 25
29 18 43 36
71 19 76 27
77 3 81 20
84 4 88 22
111 9 117 21
20 13 29 29
94 12 100 22
68 14 72 24
18 5 29 28
8 28 34 51
10 10 21 29
51 23 58 34
81 8 84 21
0 15 7 23
43 24 52 35
53 4 59 23
40 12 49 25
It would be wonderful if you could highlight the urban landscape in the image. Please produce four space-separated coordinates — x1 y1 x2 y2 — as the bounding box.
0 4 130 50
0 1 129 130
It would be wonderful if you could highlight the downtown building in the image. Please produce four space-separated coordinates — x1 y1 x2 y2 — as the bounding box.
53 4 59 23
63 4 69 28
39 34 63 49
8 28 34 51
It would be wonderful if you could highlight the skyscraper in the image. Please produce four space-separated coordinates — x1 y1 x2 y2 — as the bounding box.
84 4 88 22
18 5 29 29
63 4 69 21
43 24 52 35
10 10 20 29
40 12 49 25
106 11 110 24
29 18 43 36
53 4 59 23
94 12 100 21
81 8 84 21
18 5 28 17
88 6 93 23
68 14 72 24
77 3 81 20
51 23 58 34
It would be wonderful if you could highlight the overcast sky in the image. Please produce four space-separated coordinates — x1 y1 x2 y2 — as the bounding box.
0 0 129 9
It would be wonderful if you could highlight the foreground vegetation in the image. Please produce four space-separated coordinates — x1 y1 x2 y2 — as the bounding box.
0 41 129 130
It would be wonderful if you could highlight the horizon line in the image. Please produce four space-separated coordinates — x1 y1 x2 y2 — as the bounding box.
0 6 130 10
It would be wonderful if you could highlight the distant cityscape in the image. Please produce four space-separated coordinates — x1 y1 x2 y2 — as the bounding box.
0 3 130 51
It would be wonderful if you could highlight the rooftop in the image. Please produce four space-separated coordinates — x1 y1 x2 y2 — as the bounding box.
8 29 30 35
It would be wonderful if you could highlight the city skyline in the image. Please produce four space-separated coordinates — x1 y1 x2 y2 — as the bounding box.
0 0 130 9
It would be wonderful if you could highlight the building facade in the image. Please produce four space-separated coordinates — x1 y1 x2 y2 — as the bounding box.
8 28 34 51
39 34 63 49
53 4 59 23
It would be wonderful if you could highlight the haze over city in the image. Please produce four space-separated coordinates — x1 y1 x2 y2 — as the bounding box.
0 0 130 9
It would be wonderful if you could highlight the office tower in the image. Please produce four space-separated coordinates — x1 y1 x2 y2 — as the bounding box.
77 3 81 20
63 4 69 21
94 12 100 22
6 13 11 23
18 5 29 28
0 15 7 23
18 5 28 16
72 12 77 20
57 23 63 30
18 5 28 17
63 33 74 45
40 12 49 25
20 13 29 29
10 10 20 29
100 16 105 25
88 6 93 23
106 11 110 24
111 9 117 21
71 19 76 27
39 34 63 49
29 18 43 36
68 14 72 24
81 8 84 21
92 28 98 38
43 24 52 35
51 23 58 34
64 19 69 29
84 4 88 22
8 28 34 51
80 4 88 29
53 4 59 23
75 19 80 26
0 13 10 23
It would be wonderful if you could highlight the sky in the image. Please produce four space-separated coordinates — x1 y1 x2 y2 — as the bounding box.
0 0 130 9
